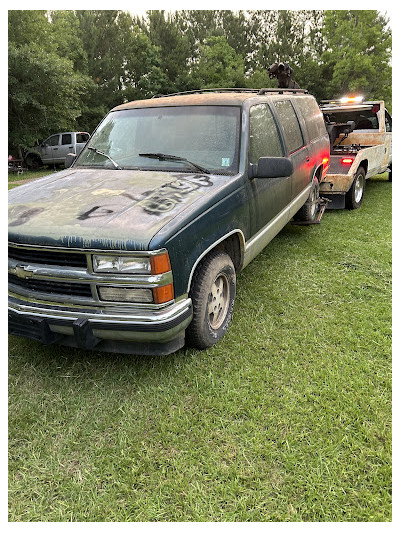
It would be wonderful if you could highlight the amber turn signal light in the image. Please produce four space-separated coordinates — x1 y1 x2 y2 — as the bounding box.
150 252 171 275
153 283 174 304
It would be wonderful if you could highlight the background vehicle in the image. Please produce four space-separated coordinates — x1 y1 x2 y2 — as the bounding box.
320 98 392 209
9 88 329 355
24 132 90 169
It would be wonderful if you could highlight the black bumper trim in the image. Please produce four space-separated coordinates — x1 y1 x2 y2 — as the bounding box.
8 305 192 350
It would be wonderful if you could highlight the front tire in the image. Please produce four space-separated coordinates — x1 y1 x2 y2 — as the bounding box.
25 154 42 170
346 167 365 209
186 251 236 349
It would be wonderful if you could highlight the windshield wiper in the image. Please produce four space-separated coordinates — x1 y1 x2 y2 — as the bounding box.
138 153 211 174
87 146 122 170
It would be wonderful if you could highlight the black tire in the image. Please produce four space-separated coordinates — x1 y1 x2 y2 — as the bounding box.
388 164 392 182
25 154 42 170
186 250 236 349
293 176 319 222
346 166 365 209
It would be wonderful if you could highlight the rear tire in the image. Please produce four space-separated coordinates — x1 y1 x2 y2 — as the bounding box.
346 167 365 209
293 176 319 222
186 251 236 349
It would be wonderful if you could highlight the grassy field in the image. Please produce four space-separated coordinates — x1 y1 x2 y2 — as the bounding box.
8 173 391 522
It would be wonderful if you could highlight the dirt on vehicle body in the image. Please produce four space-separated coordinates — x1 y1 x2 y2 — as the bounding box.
320 99 392 209
9 88 329 355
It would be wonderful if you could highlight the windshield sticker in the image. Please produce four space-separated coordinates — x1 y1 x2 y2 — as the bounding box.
221 158 230 167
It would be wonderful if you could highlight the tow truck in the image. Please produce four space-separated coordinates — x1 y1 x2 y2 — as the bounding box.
319 96 392 209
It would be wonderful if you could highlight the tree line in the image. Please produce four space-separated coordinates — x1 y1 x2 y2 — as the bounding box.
8 9 392 155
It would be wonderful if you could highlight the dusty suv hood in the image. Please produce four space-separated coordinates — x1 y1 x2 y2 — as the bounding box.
8 168 223 250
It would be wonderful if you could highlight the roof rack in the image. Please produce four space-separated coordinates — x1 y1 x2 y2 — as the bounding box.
152 87 308 98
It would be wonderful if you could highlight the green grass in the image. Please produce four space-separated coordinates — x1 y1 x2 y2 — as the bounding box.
8 174 391 522
8 168 59 183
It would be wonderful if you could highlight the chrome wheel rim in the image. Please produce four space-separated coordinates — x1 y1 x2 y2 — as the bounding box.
208 273 230 329
354 174 364 203
310 187 317 217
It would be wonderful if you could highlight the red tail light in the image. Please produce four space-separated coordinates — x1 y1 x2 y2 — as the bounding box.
341 158 353 164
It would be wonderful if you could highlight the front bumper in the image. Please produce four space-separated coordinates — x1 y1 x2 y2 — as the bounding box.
8 296 193 355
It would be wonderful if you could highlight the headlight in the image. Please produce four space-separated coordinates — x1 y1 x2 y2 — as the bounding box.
98 286 153 303
92 255 151 274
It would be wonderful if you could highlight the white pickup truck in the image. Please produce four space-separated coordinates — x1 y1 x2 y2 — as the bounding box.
24 131 90 169
319 98 392 209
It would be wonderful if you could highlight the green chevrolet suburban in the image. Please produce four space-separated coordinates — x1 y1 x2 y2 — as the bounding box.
8 88 330 355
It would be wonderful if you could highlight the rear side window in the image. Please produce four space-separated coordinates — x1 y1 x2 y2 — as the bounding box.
76 133 90 143
273 100 304 153
295 96 327 141
249 104 283 163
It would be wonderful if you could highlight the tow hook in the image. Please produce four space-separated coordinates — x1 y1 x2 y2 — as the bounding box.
291 197 331 226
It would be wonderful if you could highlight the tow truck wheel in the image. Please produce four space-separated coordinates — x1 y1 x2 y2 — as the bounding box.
293 176 319 222
346 167 365 209
186 251 236 349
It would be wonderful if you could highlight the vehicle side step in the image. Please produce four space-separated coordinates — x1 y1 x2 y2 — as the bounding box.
291 197 331 226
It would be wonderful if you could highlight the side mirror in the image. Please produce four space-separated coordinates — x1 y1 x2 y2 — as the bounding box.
65 153 77 168
41 142 46 147
255 156 293 178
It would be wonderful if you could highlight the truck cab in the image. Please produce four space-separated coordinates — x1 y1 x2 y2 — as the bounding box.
24 132 90 169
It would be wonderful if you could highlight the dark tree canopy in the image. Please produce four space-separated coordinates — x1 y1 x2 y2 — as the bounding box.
8 9 392 154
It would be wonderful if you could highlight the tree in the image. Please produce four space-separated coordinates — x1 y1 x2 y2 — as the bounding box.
321 10 392 106
192 36 245 88
8 43 89 153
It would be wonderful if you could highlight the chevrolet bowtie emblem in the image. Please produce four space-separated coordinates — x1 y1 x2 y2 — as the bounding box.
12 264 36 279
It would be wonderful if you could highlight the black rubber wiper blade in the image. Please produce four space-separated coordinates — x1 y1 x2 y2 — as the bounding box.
138 152 211 174
87 146 122 170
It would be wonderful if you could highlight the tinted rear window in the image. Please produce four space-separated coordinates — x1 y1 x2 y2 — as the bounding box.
295 96 327 140
273 100 304 153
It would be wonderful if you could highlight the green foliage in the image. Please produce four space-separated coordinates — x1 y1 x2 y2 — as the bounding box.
322 11 392 107
192 36 245 88
8 42 90 150
8 9 392 153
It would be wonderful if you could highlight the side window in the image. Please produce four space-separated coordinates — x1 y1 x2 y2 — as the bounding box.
249 104 283 164
61 134 72 145
76 133 90 143
385 111 392 132
47 135 60 147
294 97 327 141
273 100 304 153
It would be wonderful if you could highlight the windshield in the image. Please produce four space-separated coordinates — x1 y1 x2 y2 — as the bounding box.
76 106 241 174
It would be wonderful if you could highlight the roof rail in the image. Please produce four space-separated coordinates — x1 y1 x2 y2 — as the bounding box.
258 88 308 95
151 88 259 98
151 87 309 99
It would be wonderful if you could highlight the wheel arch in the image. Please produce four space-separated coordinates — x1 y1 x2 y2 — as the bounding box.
186 229 245 293
358 159 368 174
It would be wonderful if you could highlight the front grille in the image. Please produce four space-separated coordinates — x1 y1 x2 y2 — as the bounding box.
8 246 87 268
8 274 92 298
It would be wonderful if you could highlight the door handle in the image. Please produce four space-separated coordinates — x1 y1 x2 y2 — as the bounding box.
53 147 58 151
